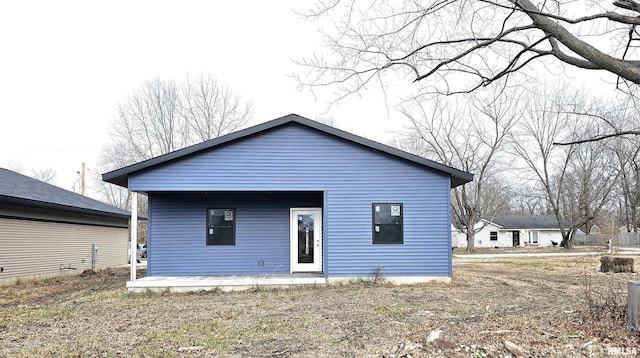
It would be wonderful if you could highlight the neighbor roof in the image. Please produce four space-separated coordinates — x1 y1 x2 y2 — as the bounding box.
0 168 130 219
103 114 474 188
492 215 567 230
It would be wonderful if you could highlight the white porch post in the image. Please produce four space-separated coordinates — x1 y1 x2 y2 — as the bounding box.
130 191 138 281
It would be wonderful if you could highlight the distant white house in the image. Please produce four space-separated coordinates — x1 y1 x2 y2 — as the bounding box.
453 215 570 248
452 219 506 248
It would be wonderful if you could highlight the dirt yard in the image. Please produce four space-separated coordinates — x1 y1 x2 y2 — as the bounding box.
1 255 639 357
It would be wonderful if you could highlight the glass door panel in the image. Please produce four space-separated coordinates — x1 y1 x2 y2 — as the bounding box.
297 214 315 264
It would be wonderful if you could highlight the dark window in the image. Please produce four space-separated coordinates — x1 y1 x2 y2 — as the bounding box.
372 203 403 244
207 208 236 245
490 231 498 241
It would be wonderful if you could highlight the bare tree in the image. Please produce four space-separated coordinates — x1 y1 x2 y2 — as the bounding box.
2 162 58 186
560 139 618 235
510 85 616 247
297 0 640 99
4 161 24 174
509 185 547 215
616 144 640 232
397 85 520 251
550 96 640 232
93 166 130 209
110 77 185 163
608 108 640 232
553 97 640 145
30 167 57 184
181 74 253 143
97 75 253 209
314 116 339 128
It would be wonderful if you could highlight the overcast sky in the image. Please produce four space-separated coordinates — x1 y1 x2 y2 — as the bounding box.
0 1 617 200
0 1 403 196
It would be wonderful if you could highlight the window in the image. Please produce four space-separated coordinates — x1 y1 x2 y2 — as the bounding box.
207 208 236 245
372 203 403 244
490 231 498 241
528 231 539 244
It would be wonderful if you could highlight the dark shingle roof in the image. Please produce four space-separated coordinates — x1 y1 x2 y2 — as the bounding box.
0 168 130 219
103 113 474 188
492 215 567 230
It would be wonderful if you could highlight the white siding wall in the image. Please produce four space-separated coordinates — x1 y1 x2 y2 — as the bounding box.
520 229 564 247
475 223 509 248
454 222 511 248
453 231 467 248
451 225 465 247
498 231 518 247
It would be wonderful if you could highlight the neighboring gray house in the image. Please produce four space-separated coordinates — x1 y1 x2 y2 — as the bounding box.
0 168 130 285
103 114 473 291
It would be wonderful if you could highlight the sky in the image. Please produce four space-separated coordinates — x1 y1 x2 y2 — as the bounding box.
0 1 401 196
0 1 617 200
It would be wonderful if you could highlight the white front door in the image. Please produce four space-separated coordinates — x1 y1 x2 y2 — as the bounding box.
290 208 322 273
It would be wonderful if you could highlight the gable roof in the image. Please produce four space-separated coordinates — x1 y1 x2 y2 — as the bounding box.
0 168 130 219
102 114 474 188
492 215 567 230
451 217 503 230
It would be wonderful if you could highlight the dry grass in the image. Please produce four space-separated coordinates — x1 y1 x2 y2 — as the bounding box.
1 256 639 357
453 246 604 255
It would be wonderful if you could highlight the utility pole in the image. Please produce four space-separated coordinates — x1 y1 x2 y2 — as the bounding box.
80 162 85 196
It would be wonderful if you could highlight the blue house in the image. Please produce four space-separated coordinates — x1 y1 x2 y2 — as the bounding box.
103 114 472 291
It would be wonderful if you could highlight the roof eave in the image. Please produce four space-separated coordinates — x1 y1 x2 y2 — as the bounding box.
101 172 129 188
0 195 131 220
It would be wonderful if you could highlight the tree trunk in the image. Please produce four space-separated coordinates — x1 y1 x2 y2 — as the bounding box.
560 230 575 249
632 202 639 233
465 231 476 252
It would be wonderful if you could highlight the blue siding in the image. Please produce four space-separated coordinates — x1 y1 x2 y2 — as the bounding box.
133 124 452 278
147 192 322 276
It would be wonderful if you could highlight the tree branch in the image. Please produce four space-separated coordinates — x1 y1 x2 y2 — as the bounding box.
553 131 640 145
481 0 640 26
614 0 640 13
514 0 640 83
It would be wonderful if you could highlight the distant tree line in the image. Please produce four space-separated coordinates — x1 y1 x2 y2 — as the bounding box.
395 81 639 251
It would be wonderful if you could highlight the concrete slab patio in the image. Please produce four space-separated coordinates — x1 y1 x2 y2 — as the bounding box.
127 273 326 293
